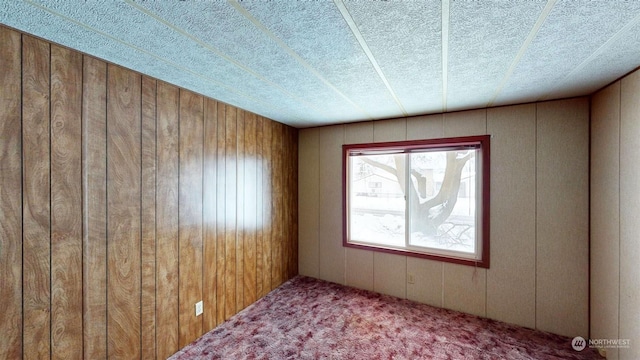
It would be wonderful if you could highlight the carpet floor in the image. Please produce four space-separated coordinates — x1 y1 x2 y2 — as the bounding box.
170 276 601 359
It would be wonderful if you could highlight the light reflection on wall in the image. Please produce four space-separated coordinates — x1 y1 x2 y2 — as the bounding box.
241 156 271 231
202 155 271 231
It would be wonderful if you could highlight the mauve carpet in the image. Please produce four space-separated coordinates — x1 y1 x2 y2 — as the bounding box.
169 276 601 360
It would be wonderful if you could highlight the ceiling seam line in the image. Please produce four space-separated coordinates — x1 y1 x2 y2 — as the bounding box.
125 0 331 119
22 0 294 119
333 0 408 117
441 0 449 113
486 0 557 107
227 0 375 120
539 11 640 102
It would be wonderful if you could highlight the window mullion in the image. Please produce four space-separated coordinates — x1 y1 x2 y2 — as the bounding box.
405 153 410 248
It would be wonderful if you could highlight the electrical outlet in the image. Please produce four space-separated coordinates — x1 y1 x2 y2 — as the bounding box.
408 274 415 284
195 301 203 317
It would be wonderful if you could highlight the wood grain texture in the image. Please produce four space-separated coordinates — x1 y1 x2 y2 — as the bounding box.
203 98 218 331
255 115 265 298
50 44 83 360
22 34 52 359
225 105 237 320
141 76 157 360
279 124 288 283
236 109 245 313
2 25 299 360
288 126 299 279
107 64 142 359
155 81 180 359
178 90 204 347
285 127 293 280
243 112 257 307
216 103 227 325
262 118 273 293
82 55 108 360
0 26 23 360
271 122 283 288
282 126 298 280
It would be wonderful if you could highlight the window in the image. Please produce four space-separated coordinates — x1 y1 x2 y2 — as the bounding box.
343 135 490 268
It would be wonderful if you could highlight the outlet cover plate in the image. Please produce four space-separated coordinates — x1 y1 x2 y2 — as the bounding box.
195 301 203 316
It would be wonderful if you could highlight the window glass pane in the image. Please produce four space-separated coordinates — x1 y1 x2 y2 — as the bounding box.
408 150 476 253
349 154 405 247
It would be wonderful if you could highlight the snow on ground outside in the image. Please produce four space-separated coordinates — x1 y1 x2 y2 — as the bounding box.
350 195 476 253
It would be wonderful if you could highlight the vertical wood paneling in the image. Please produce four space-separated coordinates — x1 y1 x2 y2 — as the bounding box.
225 105 237 319
141 76 157 360
82 55 107 360
283 125 292 280
262 119 273 292
203 98 218 330
271 122 283 288
0 26 23 360
2 25 299 359
216 103 227 325
284 125 292 279
178 90 204 347
243 112 257 307
288 126 299 279
256 116 266 298
22 35 51 359
50 44 83 360
236 109 245 313
107 64 141 359
155 81 180 359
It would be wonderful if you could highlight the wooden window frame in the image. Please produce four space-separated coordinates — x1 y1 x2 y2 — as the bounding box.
342 135 490 268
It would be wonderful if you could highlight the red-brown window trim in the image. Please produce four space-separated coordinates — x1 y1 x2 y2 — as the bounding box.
342 135 490 268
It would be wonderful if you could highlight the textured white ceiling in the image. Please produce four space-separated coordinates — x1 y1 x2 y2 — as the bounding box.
2 0 639 128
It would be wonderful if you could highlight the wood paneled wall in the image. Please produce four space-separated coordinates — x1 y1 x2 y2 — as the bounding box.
0 26 298 360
